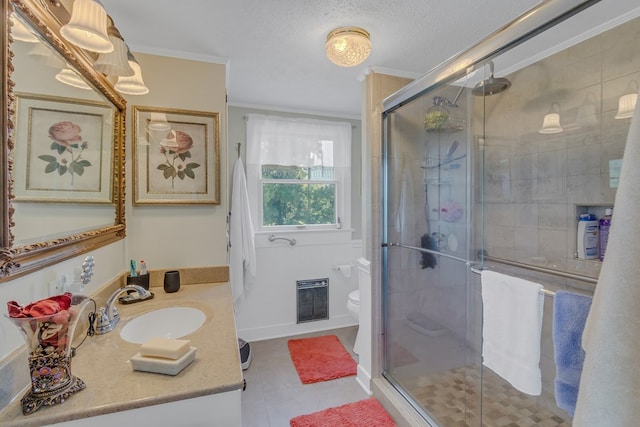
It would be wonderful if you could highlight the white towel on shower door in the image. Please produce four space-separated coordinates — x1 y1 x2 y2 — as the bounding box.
481 270 544 395
574 90 640 426
229 157 256 310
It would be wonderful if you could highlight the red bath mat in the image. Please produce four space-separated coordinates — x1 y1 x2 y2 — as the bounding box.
287 335 356 384
290 397 398 427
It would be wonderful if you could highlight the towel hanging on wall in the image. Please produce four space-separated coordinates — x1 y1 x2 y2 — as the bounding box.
229 157 256 310
552 290 592 417
481 270 544 395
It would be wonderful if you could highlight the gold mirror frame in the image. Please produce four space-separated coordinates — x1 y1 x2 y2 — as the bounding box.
1 0 126 281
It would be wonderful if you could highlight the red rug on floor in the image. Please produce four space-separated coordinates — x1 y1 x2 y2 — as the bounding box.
287 335 356 384
290 398 398 427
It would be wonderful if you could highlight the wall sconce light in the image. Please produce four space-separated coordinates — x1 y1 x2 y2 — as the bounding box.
28 43 65 68
539 102 563 134
325 27 371 67
94 19 134 77
148 113 171 131
55 68 92 90
9 13 39 43
114 51 149 95
60 0 113 53
615 81 638 120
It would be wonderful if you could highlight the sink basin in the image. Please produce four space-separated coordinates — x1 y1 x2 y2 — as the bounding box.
120 307 206 344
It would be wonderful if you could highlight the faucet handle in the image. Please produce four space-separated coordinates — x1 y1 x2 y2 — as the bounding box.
95 307 113 335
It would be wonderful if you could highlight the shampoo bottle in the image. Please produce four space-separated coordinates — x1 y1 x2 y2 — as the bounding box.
599 208 613 261
577 213 599 260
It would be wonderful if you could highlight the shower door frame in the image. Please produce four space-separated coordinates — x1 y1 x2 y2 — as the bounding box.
378 0 602 425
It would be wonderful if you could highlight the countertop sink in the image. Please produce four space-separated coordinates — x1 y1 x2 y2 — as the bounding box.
120 306 206 344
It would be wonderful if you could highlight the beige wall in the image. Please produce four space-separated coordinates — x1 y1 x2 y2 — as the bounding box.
124 53 228 269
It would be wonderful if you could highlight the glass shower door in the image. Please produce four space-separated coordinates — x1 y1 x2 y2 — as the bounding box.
382 79 482 426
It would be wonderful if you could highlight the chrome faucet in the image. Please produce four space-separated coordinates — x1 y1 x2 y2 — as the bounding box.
95 285 153 335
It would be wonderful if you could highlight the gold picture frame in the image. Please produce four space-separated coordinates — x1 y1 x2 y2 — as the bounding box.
132 106 220 205
14 93 115 203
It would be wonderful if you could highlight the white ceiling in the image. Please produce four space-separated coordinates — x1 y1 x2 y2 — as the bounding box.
100 0 542 118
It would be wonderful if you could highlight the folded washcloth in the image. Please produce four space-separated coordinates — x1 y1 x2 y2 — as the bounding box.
481 270 544 395
553 290 592 417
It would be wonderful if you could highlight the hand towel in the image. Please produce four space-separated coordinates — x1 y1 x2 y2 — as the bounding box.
574 90 640 426
229 157 256 309
481 270 544 395
552 290 592 417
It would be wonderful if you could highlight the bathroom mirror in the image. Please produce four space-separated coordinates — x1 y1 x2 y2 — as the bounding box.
1 0 126 280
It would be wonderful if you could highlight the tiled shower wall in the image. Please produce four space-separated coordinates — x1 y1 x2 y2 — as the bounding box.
477 16 639 280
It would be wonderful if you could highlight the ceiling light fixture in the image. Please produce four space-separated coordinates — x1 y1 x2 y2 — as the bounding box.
60 0 113 53
94 19 134 77
325 27 371 67
114 51 149 95
539 102 563 134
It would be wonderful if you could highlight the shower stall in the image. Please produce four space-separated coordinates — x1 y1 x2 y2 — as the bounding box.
379 0 639 425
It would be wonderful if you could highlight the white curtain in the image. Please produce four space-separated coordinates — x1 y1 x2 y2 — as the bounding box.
245 114 352 229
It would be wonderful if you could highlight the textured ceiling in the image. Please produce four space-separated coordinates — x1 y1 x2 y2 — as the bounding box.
100 0 541 117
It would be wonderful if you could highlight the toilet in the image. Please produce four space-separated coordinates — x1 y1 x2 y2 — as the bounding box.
347 290 360 321
347 290 363 355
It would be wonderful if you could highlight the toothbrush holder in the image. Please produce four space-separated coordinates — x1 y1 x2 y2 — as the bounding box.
163 270 181 293
126 273 150 290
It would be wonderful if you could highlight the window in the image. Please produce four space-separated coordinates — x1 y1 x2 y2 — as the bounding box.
246 114 351 231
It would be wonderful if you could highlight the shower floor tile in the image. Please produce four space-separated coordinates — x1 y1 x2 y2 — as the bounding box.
400 366 571 426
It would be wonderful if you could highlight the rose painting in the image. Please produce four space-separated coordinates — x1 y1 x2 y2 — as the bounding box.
157 129 201 189
14 94 114 203
39 121 92 185
133 106 220 204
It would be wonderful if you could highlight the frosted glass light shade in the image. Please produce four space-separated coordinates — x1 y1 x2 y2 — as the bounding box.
10 14 39 43
149 113 171 131
539 112 562 134
55 68 92 90
28 43 65 68
60 0 113 53
115 59 149 95
614 93 637 119
325 27 371 67
95 35 134 77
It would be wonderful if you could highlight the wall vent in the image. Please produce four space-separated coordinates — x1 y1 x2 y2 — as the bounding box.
296 278 329 323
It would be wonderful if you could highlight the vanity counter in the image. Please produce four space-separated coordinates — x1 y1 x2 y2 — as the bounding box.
0 281 244 426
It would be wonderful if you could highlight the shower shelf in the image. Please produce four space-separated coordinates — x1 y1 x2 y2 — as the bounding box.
424 179 451 185
425 119 465 133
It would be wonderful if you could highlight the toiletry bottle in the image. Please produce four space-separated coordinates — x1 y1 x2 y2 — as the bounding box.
577 213 599 259
139 260 148 275
599 208 613 261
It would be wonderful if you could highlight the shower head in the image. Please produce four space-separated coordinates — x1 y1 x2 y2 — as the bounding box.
472 61 511 96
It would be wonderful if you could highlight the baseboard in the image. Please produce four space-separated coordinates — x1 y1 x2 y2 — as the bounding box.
356 364 372 395
236 315 357 342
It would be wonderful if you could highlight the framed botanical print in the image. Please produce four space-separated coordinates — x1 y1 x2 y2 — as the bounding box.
13 93 115 203
132 106 220 205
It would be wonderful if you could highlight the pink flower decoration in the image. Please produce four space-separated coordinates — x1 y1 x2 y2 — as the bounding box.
48 121 83 147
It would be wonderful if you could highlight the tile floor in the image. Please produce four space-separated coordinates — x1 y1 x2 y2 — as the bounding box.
240 326 369 427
